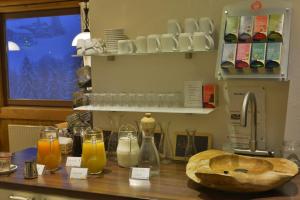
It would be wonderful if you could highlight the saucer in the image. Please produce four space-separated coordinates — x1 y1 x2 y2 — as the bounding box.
0 164 18 175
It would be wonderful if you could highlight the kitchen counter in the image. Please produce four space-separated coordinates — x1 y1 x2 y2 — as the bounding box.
0 148 299 200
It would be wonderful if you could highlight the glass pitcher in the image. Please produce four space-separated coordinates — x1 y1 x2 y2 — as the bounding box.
81 128 107 174
107 114 124 161
117 124 140 168
158 121 173 164
72 121 90 157
37 126 61 171
138 113 160 176
184 129 197 161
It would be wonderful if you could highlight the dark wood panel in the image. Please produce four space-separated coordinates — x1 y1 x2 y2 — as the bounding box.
0 0 81 13
0 106 73 121
0 148 299 200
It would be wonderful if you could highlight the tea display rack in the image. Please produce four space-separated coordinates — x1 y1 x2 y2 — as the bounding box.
215 0 292 80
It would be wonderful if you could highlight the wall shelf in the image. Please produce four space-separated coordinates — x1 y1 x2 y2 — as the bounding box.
73 49 215 60
74 105 215 115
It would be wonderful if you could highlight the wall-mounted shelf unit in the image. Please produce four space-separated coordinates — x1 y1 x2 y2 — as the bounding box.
73 49 215 60
74 105 215 115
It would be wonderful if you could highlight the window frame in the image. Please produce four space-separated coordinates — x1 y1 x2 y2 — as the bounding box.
0 7 81 107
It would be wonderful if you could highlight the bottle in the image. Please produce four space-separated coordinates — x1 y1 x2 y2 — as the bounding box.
138 113 160 176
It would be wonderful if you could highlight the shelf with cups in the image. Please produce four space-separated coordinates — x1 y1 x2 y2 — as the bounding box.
74 18 216 60
74 105 215 115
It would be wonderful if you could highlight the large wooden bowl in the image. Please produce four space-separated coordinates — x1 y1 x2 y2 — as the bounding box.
186 150 298 193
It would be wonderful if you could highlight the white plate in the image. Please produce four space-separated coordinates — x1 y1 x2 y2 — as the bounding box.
0 164 18 175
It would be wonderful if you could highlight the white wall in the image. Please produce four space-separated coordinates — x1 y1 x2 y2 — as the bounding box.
284 1 300 141
89 0 294 153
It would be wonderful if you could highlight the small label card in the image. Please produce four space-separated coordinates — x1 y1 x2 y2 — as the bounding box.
36 164 45 176
70 168 88 180
130 167 150 180
184 81 203 108
66 157 82 167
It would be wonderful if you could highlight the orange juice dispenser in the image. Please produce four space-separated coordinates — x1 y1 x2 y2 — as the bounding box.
37 126 61 171
81 128 107 174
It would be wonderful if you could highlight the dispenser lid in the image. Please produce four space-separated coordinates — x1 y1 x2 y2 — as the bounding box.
140 113 156 133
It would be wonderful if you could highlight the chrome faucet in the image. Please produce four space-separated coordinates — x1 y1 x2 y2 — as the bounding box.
234 92 275 157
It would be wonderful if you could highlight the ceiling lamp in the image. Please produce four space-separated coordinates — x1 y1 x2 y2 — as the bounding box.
8 41 21 51
72 0 90 46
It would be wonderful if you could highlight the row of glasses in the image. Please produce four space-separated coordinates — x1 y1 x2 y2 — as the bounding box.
86 92 183 108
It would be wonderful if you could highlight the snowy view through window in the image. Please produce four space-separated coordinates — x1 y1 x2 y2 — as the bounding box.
6 14 81 100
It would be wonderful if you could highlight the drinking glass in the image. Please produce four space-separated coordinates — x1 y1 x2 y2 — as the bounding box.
37 126 61 171
87 93 97 106
128 93 137 107
145 93 156 107
136 93 145 107
158 93 168 107
96 93 105 106
111 93 118 107
103 93 113 107
174 92 183 107
119 92 127 107
282 140 300 167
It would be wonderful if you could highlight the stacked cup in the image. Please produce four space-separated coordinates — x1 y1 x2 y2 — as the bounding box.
178 17 215 52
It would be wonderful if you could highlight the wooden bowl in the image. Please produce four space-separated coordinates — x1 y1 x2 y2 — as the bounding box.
186 149 298 193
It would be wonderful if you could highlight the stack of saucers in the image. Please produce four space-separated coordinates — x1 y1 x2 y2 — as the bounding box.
104 28 128 53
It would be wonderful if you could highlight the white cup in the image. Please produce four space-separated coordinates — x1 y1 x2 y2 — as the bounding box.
135 36 147 53
199 17 215 35
167 19 182 36
178 33 193 52
193 32 214 51
118 40 135 54
147 34 161 53
160 33 179 52
184 18 199 33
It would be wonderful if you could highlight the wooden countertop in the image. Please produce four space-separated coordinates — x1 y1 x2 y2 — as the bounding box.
0 148 299 200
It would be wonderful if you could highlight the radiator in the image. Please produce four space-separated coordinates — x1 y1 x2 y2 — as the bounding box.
8 124 43 153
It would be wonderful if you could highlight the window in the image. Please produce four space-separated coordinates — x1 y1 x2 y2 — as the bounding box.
2 9 81 106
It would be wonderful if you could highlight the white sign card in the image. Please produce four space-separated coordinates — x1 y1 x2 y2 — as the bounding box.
66 157 82 167
184 81 203 108
130 167 150 180
70 168 88 180
36 164 45 176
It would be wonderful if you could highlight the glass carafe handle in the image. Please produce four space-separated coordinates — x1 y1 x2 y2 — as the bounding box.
49 135 54 154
